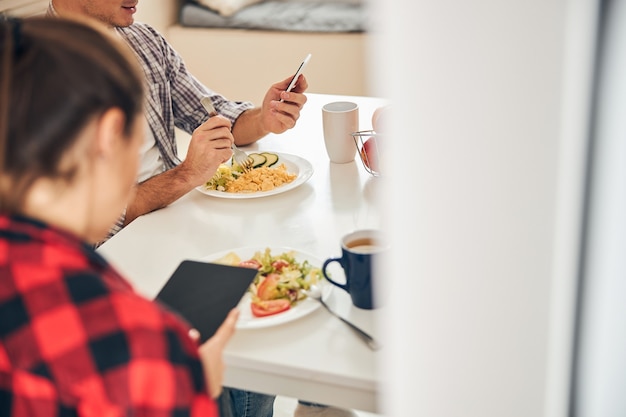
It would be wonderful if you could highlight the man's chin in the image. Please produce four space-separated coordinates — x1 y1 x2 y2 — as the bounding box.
112 16 134 28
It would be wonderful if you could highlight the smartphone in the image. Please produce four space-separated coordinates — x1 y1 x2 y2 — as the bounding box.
282 53 312 97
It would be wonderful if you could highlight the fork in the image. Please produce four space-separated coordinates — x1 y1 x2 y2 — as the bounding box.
200 97 253 172
304 285 381 351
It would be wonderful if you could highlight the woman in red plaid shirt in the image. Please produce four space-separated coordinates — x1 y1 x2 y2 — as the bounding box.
0 16 238 417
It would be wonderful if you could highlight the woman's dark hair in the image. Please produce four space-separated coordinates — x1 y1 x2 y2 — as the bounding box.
0 16 144 212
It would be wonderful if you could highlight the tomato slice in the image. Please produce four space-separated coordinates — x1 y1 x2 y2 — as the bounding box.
256 273 280 301
271 259 290 272
250 299 291 317
239 259 262 270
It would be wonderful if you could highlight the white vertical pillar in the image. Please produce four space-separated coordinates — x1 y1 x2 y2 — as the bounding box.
372 1 590 416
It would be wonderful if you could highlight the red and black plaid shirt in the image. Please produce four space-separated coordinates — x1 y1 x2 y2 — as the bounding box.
0 215 217 417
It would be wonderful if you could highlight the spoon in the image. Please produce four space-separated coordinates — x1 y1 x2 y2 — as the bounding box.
304 285 381 351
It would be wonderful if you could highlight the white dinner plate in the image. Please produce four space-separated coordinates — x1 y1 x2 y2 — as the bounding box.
201 247 332 329
195 152 313 199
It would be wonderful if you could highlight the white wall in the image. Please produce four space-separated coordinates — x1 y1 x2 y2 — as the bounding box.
374 1 596 416
0 0 47 16
133 0 179 34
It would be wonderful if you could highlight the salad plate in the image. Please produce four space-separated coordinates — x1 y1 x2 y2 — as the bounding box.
195 152 313 199
202 247 333 329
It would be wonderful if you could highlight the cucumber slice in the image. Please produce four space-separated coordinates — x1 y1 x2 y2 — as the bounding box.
260 152 279 167
248 153 267 168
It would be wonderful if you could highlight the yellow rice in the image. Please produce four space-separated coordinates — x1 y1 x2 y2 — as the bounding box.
226 164 296 193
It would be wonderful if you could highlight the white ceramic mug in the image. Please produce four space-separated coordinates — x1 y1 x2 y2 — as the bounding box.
322 101 359 163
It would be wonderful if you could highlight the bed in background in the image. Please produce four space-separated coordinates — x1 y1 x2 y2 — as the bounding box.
181 0 366 32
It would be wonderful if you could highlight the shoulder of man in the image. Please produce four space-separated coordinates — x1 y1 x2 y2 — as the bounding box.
115 21 177 62
116 21 164 42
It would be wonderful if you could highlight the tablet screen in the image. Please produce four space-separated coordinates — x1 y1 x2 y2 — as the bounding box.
156 260 257 342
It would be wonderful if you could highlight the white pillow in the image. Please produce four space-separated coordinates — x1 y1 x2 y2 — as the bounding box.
196 0 265 17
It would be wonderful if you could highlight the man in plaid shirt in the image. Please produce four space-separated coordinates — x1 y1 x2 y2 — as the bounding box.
46 1 309 243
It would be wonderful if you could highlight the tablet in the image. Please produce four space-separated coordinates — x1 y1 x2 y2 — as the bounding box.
156 260 257 342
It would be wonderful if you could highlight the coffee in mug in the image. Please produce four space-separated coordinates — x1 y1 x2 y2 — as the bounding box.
322 230 387 309
346 238 380 253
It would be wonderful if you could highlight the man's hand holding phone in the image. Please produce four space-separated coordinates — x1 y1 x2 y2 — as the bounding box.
235 54 311 142
267 54 312 129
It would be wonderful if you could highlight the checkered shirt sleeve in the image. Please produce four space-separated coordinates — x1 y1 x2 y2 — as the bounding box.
117 22 255 171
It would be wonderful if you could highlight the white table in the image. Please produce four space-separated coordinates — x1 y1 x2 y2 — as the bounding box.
97 93 388 413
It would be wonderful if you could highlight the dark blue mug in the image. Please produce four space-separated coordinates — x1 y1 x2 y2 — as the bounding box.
322 230 387 310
